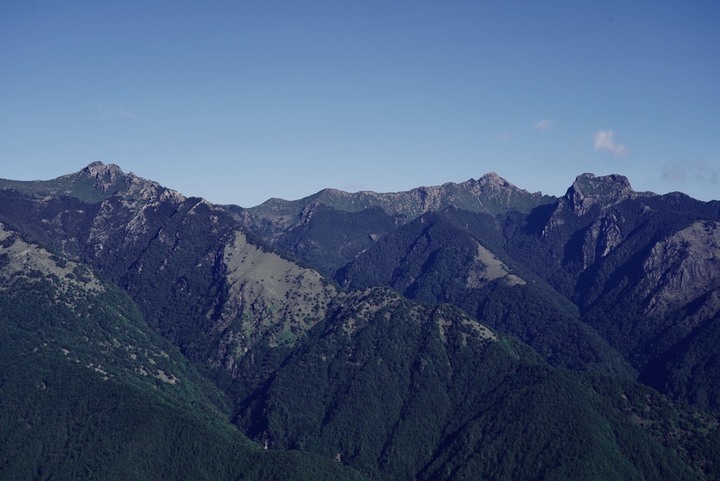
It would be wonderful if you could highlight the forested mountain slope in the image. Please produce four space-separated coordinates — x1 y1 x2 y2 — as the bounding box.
2 163 720 480
233 287 717 481
246 170 720 411
0 221 366 481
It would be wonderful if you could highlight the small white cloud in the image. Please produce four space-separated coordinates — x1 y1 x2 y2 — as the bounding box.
534 119 554 131
593 130 627 156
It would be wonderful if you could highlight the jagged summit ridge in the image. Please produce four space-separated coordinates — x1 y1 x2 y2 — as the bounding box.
460 172 545 204
250 172 553 225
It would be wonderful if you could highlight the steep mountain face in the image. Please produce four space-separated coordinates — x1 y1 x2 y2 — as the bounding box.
578 215 720 408
3 163 720 480
502 174 720 409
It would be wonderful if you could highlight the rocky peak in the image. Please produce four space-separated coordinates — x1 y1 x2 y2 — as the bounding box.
462 172 517 192
478 171 510 187
78 161 130 194
66 162 187 208
458 172 551 214
542 173 634 237
82 161 124 179
563 173 633 215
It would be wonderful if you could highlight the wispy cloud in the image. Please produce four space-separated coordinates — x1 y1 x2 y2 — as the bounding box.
662 159 719 185
102 107 137 119
593 130 627 156
534 119 554 131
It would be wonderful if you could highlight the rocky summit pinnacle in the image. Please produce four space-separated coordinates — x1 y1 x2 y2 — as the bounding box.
77 161 133 195
82 161 124 180
564 173 634 215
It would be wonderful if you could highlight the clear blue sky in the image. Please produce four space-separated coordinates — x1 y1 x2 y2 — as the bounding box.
1 1 718 206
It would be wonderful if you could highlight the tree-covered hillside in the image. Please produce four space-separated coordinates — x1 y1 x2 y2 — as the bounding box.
233 288 717 481
2 163 720 480
0 224 366 481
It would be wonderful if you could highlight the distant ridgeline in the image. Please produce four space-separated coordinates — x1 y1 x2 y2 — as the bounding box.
1 162 719 480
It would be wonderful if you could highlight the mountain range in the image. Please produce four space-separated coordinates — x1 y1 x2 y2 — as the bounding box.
1 162 719 480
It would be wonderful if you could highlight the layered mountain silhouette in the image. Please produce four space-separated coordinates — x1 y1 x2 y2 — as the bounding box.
1 162 719 480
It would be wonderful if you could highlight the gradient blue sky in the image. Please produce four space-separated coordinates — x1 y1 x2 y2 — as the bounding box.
1 1 719 206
